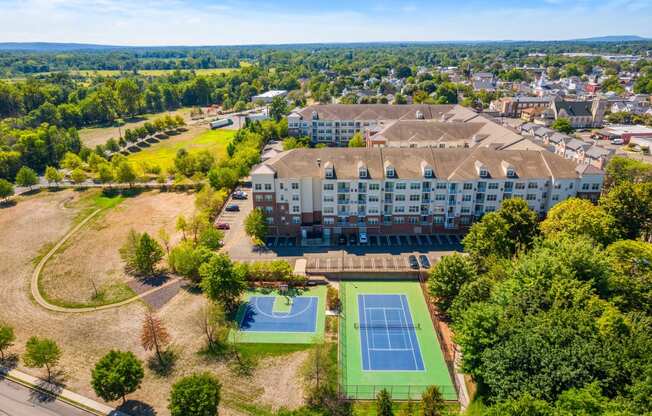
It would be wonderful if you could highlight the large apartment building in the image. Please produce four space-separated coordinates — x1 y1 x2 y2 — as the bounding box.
251 147 604 240
287 104 480 146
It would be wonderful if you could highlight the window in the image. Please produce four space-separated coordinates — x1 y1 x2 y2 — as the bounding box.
592 183 600 190
324 195 334 202
324 183 334 191
552 194 559 201
255 195 263 202
461 207 471 214
292 206 300 213
396 182 407 190
292 194 299 201
395 194 406 202
408 206 419 213
582 183 590 190
291 182 299 190
488 183 499 190
386 167 395 177
264 195 273 201
368 196 379 202
292 216 301 224
324 207 334 214
266 217 274 225
434 216 444 224
368 218 379 225
324 217 335 225
463 183 473 190
515 182 525 190
264 184 272 191
528 182 538 189
359 168 368 178
409 195 420 201
369 183 380 191
255 184 262 191
462 195 472 202
506 168 516 178
487 194 498 201
479 168 488 178
394 217 405 224
435 194 446 201
436 183 447 189
408 217 418 224
410 182 421 190
395 206 405 213
264 206 273 214
325 168 334 179
424 168 433 178
526 194 537 201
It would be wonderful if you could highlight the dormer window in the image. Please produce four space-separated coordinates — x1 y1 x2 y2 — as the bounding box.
424 168 433 178
506 168 516 178
501 160 517 178
475 161 489 178
324 161 334 179
386 166 395 178
420 160 434 179
359 168 368 178
479 168 488 178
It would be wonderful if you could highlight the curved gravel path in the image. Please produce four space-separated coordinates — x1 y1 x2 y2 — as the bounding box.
31 207 182 314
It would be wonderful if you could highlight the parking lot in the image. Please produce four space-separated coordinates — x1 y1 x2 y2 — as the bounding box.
215 188 253 252
264 234 462 250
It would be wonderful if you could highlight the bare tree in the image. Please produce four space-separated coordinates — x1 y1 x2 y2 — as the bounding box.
194 302 226 352
141 311 171 366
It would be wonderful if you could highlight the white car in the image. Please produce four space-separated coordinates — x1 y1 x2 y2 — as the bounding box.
359 232 368 244
611 138 624 145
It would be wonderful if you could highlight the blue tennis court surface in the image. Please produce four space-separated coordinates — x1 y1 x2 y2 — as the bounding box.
358 294 425 371
240 296 318 333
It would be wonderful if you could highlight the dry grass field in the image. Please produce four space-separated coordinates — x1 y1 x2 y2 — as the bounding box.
0 189 310 416
39 190 196 307
79 107 193 148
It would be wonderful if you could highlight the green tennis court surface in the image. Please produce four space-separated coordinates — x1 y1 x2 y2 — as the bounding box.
340 281 456 400
232 286 326 344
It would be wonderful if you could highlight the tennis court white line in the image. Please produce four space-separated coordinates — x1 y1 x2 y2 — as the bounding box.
367 348 414 351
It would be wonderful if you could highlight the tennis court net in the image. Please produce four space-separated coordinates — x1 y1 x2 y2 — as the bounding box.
354 323 421 330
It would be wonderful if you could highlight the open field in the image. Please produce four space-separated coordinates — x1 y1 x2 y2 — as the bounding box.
0 189 312 415
39 190 196 308
128 126 233 173
78 107 193 148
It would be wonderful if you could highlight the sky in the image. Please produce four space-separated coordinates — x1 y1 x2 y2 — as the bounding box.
0 0 651 46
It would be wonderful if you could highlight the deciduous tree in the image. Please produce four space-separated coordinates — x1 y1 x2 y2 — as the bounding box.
199 253 246 313
91 350 144 404
0 323 15 360
168 372 221 416
141 311 171 367
22 336 61 380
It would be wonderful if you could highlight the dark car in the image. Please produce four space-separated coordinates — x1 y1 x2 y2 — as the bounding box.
349 234 357 245
215 222 230 230
225 204 240 212
419 255 431 269
408 255 419 269
338 235 347 245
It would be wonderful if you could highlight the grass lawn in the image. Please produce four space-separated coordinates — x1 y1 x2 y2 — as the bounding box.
128 128 234 173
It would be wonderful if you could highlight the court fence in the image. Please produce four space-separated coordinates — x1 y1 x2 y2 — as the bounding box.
340 384 458 401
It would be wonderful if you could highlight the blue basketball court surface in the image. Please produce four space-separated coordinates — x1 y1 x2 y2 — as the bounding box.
357 294 425 371
240 296 318 333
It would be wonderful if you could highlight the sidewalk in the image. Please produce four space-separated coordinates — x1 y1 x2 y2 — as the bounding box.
0 366 128 416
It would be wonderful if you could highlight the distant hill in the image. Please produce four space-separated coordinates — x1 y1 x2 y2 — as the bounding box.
571 35 649 42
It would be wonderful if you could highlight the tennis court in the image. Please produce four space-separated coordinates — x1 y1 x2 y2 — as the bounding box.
358 294 425 371
340 281 456 400
233 286 326 344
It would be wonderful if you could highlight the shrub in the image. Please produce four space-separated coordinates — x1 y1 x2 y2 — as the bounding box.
326 286 340 311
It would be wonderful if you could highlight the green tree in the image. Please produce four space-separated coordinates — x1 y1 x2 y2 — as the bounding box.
22 336 61 380
0 179 14 201
540 198 619 246
60 152 83 170
244 208 268 243
97 163 115 184
91 350 144 404
117 78 142 117
120 230 164 276
551 117 573 134
421 385 445 416
169 242 212 282
15 166 38 189
115 162 137 186
44 166 63 186
208 166 239 190
269 96 289 122
428 253 477 313
376 389 394 416
200 253 246 312
600 182 652 240
0 323 15 360
70 167 86 184
347 132 366 147
169 372 221 416
604 156 652 189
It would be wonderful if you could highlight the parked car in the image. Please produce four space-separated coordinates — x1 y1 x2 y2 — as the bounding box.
408 255 419 269
419 255 431 269
225 204 240 212
338 235 347 245
611 138 624 145
359 232 368 244
349 234 357 245
232 191 248 200
216 223 230 230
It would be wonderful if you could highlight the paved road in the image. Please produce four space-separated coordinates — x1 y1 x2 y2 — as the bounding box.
0 378 93 416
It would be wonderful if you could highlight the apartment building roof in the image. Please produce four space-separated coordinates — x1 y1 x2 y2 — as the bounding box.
554 100 593 117
256 147 595 181
290 104 466 122
371 116 525 148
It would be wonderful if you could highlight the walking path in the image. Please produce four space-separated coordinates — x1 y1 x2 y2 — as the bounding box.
31 208 183 314
0 367 127 416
